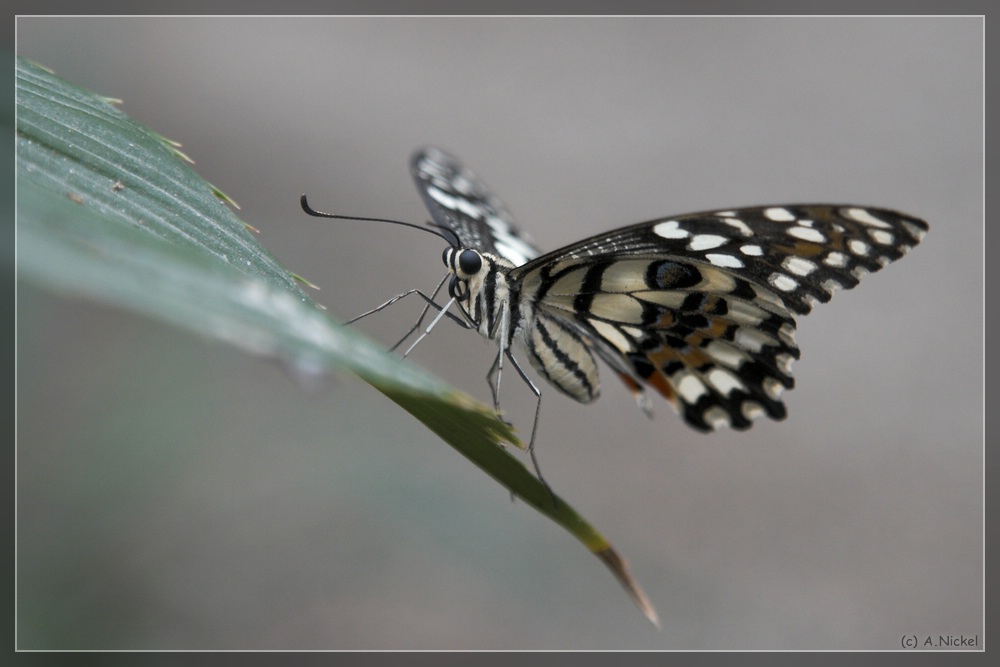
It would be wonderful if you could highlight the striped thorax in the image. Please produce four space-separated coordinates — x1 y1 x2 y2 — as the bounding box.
444 246 602 405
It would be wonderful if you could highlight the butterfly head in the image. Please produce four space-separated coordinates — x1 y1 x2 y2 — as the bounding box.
443 247 485 300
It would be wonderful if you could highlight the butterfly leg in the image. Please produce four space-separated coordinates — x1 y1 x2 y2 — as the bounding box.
486 305 556 505
485 350 501 409
483 349 520 503
345 275 469 353
345 289 433 325
487 301 510 410
485 305 517 430
401 296 460 358
347 285 459 330
505 349 557 508
383 274 453 352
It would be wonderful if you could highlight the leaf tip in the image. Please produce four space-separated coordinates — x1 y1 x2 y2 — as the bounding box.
594 547 661 629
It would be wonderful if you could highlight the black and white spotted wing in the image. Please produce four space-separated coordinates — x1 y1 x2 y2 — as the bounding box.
412 147 543 266
408 148 928 433
508 205 927 431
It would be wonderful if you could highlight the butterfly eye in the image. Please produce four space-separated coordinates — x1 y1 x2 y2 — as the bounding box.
458 250 482 276
448 275 468 300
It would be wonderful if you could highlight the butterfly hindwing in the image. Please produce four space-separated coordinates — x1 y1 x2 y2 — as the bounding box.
517 254 800 430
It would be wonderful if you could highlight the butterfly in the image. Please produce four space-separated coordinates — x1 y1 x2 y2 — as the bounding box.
302 147 928 463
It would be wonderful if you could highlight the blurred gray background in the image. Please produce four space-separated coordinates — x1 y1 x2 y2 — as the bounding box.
16 17 982 649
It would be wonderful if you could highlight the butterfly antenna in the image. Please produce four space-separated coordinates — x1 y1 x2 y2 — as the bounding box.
300 194 459 247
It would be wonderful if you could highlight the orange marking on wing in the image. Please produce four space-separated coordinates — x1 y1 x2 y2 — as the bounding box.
705 316 732 337
679 346 712 367
616 371 644 397
646 346 680 369
646 369 677 404
648 341 712 369
652 311 677 328
677 316 731 350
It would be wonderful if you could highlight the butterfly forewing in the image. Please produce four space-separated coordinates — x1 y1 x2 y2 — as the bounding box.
409 148 928 433
411 147 543 265
512 205 928 315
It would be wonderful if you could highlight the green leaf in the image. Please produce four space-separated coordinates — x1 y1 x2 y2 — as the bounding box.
15 56 659 627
